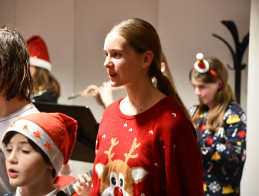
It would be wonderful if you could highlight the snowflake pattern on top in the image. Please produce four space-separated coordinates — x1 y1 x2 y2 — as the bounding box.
190 101 246 196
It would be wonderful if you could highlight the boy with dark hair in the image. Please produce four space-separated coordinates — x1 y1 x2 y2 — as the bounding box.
0 26 39 194
1 112 78 196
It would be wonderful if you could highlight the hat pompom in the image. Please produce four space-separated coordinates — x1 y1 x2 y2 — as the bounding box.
59 163 72 175
196 53 204 60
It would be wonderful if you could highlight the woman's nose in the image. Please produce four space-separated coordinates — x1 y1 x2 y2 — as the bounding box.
104 56 113 68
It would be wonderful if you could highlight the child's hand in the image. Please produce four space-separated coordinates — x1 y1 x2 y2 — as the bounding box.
73 173 91 196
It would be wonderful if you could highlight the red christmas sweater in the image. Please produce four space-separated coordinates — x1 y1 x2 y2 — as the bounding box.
90 96 204 196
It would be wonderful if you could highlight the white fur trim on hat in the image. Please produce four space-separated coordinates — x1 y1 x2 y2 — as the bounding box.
30 57 52 71
2 119 63 177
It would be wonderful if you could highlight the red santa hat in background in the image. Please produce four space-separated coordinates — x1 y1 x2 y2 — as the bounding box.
26 35 52 72
2 112 78 177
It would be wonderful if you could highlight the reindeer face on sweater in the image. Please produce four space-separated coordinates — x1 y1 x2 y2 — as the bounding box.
95 138 148 195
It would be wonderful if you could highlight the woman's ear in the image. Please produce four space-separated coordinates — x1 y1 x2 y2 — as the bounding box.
218 80 223 89
142 51 153 68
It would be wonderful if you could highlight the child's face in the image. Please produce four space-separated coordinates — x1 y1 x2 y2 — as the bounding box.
190 77 220 108
5 133 53 187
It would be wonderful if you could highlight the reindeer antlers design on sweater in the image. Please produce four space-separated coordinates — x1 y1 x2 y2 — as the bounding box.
95 137 148 196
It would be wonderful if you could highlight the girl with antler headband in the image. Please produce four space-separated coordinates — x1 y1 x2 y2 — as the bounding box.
189 53 247 196
88 18 204 196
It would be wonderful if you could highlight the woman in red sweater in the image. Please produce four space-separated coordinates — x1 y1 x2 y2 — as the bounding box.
89 18 204 196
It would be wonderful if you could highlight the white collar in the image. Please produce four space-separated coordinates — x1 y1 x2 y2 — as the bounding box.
15 184 60 196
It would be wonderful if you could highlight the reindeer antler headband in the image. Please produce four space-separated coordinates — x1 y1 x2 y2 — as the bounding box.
193 53 218 77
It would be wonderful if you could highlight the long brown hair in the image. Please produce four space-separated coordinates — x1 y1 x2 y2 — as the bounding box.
190 56 235 132
32 67 60 99
0 26 33 101
111 18 189 117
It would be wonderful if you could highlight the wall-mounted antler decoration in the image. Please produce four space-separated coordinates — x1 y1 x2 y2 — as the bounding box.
212 20 249 104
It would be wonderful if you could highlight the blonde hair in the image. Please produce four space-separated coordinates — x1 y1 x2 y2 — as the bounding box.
33 67 60 99
190 57 235 132
111 18 189 117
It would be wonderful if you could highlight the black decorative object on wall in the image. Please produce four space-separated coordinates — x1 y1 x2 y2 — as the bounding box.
212 20 249 104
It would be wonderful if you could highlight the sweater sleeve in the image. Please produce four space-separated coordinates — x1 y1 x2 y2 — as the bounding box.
164 116 204 196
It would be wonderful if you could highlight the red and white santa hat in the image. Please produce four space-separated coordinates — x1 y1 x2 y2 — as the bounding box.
2 112 77 177
193 53 218 77
26 35 52 71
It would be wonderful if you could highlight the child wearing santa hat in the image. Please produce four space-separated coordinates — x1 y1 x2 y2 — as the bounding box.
26 35 60 104
0 112 86 196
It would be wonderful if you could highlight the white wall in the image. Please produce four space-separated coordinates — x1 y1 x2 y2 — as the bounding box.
241 0 259 195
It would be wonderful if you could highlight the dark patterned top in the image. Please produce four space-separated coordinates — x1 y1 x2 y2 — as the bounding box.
189 101 246 196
